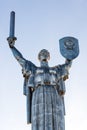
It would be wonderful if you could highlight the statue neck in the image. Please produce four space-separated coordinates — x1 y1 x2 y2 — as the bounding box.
40 61 49 67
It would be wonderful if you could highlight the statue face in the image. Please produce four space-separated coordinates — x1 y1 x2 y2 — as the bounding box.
38 49 50 61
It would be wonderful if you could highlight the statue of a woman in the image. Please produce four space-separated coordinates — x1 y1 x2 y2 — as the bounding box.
7 40 72 130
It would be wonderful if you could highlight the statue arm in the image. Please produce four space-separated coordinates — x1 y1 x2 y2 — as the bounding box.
62 59 72 80
56 59 72 81
65 59 72 69
10 46 26 67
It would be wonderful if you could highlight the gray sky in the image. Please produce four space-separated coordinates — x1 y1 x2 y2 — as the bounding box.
0 0 87 130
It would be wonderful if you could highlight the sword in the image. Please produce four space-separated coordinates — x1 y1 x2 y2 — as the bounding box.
7 11 17 46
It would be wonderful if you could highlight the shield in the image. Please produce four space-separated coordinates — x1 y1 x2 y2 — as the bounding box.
59 37 79 60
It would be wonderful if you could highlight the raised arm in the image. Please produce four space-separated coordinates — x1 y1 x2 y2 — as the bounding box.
10 46 26 67
61 59 72 80
7 37 37 75
64 59 72 71
7 11 26 67
56 59 72 82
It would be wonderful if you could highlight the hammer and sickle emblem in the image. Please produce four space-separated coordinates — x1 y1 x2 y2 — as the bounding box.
64 40 75 50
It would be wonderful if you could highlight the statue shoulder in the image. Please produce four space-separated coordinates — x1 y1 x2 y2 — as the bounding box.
22 60 37 77
26 60 37 70
52 65 69 80
52 65 62 71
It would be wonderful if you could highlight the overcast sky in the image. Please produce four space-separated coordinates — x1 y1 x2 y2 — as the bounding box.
0 0 87 130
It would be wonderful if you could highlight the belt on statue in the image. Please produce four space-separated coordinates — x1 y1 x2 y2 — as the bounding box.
43 81 51 85
35 81 57 89
36 81 51 86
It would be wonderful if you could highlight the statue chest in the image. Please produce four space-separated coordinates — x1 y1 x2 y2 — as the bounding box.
34 67 57 86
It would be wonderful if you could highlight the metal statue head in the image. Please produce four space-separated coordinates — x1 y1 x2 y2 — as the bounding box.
38 49 50 62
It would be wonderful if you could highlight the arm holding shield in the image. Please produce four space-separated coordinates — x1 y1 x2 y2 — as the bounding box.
59 36 79 80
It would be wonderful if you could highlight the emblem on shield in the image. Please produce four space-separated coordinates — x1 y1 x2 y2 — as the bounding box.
59 37 79 60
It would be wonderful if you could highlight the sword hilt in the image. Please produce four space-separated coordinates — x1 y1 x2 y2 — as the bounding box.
7 37 17 47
